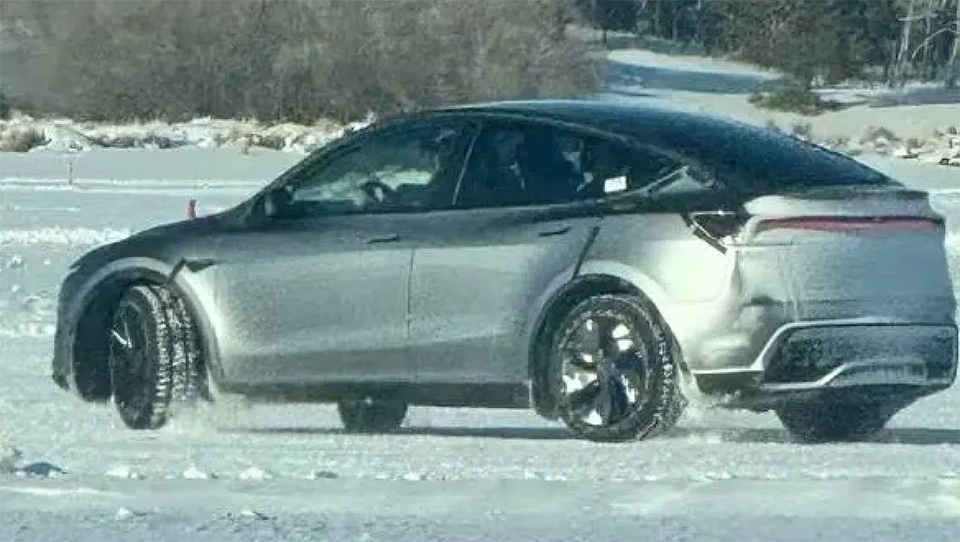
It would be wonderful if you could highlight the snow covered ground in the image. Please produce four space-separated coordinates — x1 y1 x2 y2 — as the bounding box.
1 49 959 541
1 150 959 542
597 48 960 166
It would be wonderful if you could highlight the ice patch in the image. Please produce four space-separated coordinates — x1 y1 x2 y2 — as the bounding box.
17 461 66 478
182 466 217 480
105 465 145 480
238 466 275 481
0 321 56 339
235 509 273 521
115 507 145 520
0 486 118 497
0 443 23 473
5 255 24 269
0 227 131 246
307 469 339 480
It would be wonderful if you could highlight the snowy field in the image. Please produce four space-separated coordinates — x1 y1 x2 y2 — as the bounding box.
1 50 960 541
2 150 959 542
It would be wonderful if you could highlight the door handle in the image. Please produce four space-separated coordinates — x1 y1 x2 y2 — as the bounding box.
537 226 571 237
366 233 400 244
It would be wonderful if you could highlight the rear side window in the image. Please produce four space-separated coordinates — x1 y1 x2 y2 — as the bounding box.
678 122 895 194
454 120 698 209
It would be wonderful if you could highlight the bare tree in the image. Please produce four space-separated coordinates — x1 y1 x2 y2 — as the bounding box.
951 0 960 86
0 0 598 122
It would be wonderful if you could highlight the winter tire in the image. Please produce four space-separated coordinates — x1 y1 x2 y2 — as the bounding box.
108 284 202 430
337 400 408 433
775 400 896 443
549 293 684 442
159 288 204 405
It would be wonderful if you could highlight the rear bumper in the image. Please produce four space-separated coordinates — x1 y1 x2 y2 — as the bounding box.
691 318 958 398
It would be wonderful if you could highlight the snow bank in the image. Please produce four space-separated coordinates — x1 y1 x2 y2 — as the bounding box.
0 442 23 473
5 111 956 167
0 227 131 247
821 124 960 167
0 114 375 155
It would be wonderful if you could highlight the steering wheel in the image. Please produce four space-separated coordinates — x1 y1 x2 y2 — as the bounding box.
358 178 397 207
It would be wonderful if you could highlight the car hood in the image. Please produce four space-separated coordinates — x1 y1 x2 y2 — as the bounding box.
69 212 234 272
129 212 230 242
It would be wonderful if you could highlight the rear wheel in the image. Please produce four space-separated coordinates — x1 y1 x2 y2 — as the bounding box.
108 284 202 430
775 400 896 443
337 400 408 433
548 294 684 442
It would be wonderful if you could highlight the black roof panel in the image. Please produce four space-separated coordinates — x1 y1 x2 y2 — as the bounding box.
434 99 893 192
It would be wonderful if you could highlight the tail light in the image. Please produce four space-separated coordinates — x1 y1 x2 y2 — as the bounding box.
755 216 941 235
683 211 748 253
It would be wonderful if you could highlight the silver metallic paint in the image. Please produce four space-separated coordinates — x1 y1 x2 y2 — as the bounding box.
51 102 959 412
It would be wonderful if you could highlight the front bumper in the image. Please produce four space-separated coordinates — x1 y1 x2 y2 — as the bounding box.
50 264 87 395
692 318 958 397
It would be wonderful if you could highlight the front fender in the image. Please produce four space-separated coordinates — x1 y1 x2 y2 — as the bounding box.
59 256 223 396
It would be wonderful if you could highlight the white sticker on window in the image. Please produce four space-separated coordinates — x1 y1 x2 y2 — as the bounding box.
603 175 628 193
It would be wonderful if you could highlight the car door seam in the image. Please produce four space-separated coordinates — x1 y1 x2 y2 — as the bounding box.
571 217 603 278
451 121 483 206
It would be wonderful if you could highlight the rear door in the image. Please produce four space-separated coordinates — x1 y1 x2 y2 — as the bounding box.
408 119 614 383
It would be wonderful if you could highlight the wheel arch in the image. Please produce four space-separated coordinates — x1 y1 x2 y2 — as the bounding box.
526 264 685 419
68 257 219 401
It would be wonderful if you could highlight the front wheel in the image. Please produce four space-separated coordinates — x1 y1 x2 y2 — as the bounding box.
108 284 202 430
549 294 684 442
337 400 408 433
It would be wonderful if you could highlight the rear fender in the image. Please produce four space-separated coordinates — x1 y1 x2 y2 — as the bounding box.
574 260 684 345
524 261 687 418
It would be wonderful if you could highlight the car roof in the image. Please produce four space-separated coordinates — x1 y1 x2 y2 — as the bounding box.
432 99 733 135
429 99 767 158
427 99 892 191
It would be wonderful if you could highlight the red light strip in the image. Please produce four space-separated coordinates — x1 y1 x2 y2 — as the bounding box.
756 216 939 234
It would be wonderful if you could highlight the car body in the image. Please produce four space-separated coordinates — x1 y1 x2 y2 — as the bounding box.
51 99 958 442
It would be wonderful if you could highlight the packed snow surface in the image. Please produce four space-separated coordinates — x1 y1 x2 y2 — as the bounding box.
1 49 959 541
2 147 959 542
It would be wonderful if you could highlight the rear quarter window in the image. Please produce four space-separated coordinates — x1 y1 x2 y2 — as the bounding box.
679 122 896 195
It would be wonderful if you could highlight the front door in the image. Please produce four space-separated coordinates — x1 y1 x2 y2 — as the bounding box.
212 118 477 385
211 214 417 385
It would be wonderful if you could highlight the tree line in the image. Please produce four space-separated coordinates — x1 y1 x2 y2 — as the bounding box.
578 0 960 88
1 0 956 123
0 0 595 122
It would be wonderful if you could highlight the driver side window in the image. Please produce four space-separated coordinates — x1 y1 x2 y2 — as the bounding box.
289 121 475 215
